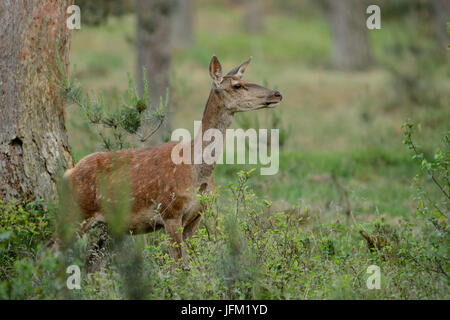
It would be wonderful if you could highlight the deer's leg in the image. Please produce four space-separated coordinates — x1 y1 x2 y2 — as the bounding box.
183 213 202 240
85 221 112 273
164 218 185 261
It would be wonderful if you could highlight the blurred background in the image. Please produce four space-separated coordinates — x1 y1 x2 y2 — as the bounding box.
68 0 449 219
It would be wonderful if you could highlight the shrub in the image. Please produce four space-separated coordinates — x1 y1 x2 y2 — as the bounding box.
0 200 52 281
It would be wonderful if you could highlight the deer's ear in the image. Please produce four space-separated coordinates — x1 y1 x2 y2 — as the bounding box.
226 56 252 78
209 55 223 88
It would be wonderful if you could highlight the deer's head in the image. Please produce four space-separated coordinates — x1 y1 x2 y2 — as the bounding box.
208 55 282 113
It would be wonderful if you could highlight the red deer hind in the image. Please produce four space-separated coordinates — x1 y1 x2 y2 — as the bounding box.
64 56 282 272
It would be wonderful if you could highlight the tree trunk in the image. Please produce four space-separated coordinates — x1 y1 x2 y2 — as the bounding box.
432 0 449 57
329 0 372 70
171 0 194 49
243 0 264 33
0 0 74 204
136 0 176 143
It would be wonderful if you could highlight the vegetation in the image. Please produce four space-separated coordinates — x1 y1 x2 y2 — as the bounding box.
53 46 167 151
1 144 448 298
1 3 448 299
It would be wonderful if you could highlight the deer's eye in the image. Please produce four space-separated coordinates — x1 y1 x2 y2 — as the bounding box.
233 83 242 89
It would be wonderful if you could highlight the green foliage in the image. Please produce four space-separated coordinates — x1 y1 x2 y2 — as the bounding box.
402 121 449 210
401 121 449 279
1 162 449 299
0 200 52 281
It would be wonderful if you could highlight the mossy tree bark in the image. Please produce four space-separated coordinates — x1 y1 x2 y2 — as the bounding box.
0 0 74 204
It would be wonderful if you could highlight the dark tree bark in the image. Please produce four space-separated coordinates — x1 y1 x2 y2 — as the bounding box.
171 0 194 49
0 0 74 204
243 0 264 33
136 0 176 143
329 0 372 70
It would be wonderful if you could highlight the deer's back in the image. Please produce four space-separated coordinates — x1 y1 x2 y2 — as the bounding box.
65 142 197 226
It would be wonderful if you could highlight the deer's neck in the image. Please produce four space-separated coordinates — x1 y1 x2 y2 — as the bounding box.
192 90 233 186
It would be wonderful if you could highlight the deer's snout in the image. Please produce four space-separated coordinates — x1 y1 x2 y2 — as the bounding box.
273 90 282 100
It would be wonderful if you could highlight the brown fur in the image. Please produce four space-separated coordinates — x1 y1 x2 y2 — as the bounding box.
65 56 282 267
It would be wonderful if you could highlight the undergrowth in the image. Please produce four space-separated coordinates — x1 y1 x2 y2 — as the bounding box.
1 124 448 299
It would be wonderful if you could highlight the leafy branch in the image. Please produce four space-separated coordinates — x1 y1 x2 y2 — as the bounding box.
402 121 449 201
50 41 167 151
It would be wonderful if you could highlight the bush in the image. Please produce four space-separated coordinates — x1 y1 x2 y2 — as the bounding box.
0 200 52 281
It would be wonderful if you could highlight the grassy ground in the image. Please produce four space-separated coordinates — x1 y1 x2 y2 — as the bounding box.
1 4 448 299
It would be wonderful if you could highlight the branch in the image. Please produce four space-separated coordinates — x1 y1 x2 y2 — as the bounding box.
409 137 449 200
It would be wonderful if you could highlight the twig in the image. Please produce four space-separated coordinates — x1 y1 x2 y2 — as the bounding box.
138 118 164 142
408 134 449 200
331 175 351 216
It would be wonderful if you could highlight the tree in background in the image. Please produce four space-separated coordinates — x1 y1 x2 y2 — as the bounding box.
74 0 175 143
171 0 194 49
0 0 74 204
243 0 264 33
328 0 372 70
136 0 177 143
74 0 134 25
432 0 449 58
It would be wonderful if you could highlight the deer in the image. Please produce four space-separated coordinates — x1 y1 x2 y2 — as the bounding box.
63 55 282 272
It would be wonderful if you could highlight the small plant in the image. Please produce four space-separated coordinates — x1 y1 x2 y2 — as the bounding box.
51 42 167 151
401 121 449 278
0 200 51 281
402 121 449 212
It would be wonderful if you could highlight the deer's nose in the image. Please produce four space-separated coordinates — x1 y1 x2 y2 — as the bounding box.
273 90 282 100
